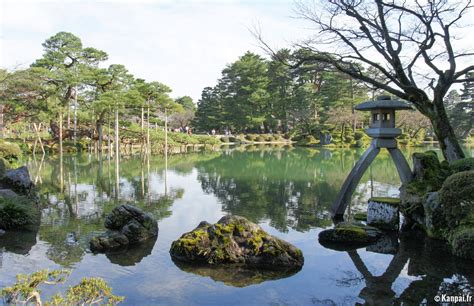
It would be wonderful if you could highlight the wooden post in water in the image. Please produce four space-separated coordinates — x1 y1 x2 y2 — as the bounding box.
164 108 168 195
147 101 150 155
0 104 4 138
59 110 64 192
115 107 120 199
141 106 145 154
73 86 77 145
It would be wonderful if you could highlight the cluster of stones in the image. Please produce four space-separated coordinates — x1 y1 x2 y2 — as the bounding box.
90 208 304 274
0 163 39 235
399 152 474 260
90 205 158 252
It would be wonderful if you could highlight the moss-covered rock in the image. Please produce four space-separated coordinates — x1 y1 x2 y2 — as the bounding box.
438 171 474 231
318 222 382 247
169 215 304 269
411 150 445 191
449 226 474 260
0 196 38 230
450 157 474 173
400 151 450 228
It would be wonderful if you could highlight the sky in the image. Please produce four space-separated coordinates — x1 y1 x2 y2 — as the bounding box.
0 0 310 101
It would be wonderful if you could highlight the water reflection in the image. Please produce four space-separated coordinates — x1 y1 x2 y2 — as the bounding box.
104 235 158 266
195 148 403 232
330 232 473 305
172 260 302 288
1 145 471 305
17 153 199 268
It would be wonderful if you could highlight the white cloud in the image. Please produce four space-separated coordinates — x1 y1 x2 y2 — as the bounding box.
0 0 309 101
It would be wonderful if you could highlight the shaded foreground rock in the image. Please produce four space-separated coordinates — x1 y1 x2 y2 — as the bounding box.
318 222 382 249
170 215 304 269
90 205 158 252
1 166 34 195
173 259 301 287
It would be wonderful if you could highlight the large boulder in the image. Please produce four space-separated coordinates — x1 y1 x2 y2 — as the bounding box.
422 191 444 239
2 166 34 195
400 151 450 229
318 222 382 249
90 205 158 252
170 215 304 269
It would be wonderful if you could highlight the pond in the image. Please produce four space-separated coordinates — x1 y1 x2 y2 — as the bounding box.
1 145 473 305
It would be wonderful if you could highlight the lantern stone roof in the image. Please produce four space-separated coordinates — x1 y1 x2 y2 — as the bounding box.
355 95 412 111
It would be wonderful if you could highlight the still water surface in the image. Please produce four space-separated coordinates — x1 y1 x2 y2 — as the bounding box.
0 146 473 305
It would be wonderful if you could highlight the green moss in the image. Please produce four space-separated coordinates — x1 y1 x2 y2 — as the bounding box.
0 157 10 177
438 171 474 231
296 135 319 147
449 226 474 260
450 157 474 173
369 197 400 205
0 196 38 230
0 141 22 162
170 216 302 266
353 212 367 221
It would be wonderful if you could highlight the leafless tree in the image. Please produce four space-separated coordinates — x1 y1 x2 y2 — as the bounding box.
261 0 473 162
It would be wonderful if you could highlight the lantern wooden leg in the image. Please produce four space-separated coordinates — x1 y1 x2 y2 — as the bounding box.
331 144 380 218
388 148 412 183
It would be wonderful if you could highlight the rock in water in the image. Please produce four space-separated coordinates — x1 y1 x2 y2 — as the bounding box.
2 166 34 195
367 197 400 231
169 215 304 269
318 222 382 250
90 205 158 252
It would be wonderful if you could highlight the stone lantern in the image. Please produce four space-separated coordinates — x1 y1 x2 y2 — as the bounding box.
332 95 413 218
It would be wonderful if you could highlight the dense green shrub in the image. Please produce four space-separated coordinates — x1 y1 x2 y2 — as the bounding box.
194 135 220 145
0 196 38 230
245 134 258 141
296 135 319 147
220 137 230 143
256 135 266 142
0 141 22 161
450 157 474 173
438 171 474 230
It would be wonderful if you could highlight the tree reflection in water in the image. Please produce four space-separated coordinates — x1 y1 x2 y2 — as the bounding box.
19 153 204 267
330 232 473 305
195 147 403 233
